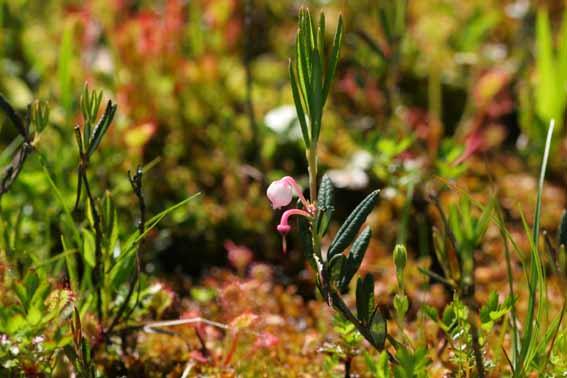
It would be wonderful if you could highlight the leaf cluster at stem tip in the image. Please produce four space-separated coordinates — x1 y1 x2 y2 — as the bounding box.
289 8 343 150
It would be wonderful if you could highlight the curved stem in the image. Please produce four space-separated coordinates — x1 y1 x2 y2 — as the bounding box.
281 176 311 211
279 208 312 227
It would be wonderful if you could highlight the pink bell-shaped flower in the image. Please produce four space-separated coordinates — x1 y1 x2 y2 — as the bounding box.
266 176 311 210
266 179 293 209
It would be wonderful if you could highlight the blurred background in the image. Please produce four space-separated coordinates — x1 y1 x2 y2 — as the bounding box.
1 0 566 280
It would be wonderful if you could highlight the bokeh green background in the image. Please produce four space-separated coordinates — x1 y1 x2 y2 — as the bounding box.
1 0 566 275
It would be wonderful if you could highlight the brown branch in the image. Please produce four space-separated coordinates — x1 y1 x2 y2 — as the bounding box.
0 94 33 201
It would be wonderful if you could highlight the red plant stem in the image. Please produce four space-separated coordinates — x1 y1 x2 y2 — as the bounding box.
223 331 240 367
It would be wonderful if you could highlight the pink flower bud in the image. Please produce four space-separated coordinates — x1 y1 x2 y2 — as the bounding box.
266 179 293 209
277 224 291 234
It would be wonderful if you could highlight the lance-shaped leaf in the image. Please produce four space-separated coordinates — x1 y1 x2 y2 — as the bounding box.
356 273 375 326
86 100 117 158
328 190 379 258
296 34 310 105
289 61 310 147
302 9 316 59
328 253 346 287
369 309 387 349
559 210 567 247
82 87 103 146
339 226 371 292
318 174 334 210
82 229 96 268
317 12 325 59
322 15 343 105
310 49 323 144
31 100 50 133
317 175 334 236
297 11 312 103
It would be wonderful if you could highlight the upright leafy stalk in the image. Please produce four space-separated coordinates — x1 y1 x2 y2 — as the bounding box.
73 84 118 325
289 9 343 206
270 10 391 355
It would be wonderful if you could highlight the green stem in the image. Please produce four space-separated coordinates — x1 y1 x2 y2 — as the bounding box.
307 144 321 263
308 145 318 204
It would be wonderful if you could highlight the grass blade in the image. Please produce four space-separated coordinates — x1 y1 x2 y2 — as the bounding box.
520 120 554 374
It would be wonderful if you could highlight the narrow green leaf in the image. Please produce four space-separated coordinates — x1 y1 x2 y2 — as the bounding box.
521 120 554 369
13 283 29 311
328 190 379 258
340 226 371 292
82 229 96 268
317 175 335 236
356 273 375 325
474 198 493 245
310 49 323 143
369 309 387 349
303 9 316 59
322 15 343 105
23 272 39 299
317 12 325 59
86 100 117 158
109 248 135 290
62 235 79 293
289 61 310 147
296 33 311 108
30 282 51 310
318 175 334 211
298 10 312 100
103 192 119 256
328 253 346 286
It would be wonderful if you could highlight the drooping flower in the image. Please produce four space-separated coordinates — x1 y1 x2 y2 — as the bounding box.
266 176 310 210
266 179 293 209
267 176 314 254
